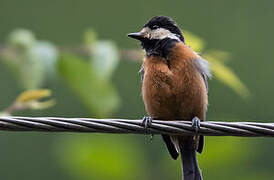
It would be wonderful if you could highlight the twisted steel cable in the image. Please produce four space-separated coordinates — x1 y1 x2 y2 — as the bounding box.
0 116 274 137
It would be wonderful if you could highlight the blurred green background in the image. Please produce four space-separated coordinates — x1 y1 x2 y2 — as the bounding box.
0 0 274 179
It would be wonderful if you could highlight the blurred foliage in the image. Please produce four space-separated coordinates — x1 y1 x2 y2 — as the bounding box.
199 137 249 168
90 41 119 81
204 51 250 98
2 29 58 89
56 134 147 180
0 89 55 116
58 54 120 117
184 30 206 52
1 29 121 117
16 89 52 103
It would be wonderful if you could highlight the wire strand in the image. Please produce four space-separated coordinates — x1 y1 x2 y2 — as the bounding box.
0 116 274 137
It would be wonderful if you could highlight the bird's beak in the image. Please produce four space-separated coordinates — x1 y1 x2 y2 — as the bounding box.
127 32 145 41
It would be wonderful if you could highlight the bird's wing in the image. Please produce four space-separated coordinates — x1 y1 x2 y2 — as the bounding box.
195 57 212 93
139 63 145 83
194 57 211 153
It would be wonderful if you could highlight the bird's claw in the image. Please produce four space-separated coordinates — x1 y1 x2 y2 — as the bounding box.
142 117 154 140
192 117 201 134
142 116 153 129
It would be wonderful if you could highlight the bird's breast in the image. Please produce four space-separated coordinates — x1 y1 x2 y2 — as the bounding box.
142 56 176 119
142 43 208 120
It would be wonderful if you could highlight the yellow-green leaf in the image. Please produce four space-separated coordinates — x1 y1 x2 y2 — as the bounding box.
204 50 250 97
27 99 56 110
183 30 206 52
16 89 52 103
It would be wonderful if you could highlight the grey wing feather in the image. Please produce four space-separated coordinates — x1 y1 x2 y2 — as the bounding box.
195 57 211 154
139 64 144 83
195 57 212 93
202 74 209 93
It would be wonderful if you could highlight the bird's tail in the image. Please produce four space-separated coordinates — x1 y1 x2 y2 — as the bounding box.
180 138 203 180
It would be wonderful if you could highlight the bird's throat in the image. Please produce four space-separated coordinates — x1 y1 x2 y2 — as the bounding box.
142 38 179 59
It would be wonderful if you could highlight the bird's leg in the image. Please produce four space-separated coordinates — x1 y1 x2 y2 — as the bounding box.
192 117 201 150
142 116 154 140
142 116 153 128
192 116 201 134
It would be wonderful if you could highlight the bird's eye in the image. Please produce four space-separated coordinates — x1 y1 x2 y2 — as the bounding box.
152 25 159 29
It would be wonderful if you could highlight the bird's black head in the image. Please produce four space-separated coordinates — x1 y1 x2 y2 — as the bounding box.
128 16 185 57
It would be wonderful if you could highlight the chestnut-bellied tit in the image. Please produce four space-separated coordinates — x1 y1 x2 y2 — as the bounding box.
128 16 211 180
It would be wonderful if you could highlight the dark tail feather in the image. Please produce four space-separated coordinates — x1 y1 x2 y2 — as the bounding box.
197 135 204 154
180 142 203 180
162 135 179 160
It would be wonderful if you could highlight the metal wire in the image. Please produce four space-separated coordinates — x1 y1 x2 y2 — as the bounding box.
0 116 274 137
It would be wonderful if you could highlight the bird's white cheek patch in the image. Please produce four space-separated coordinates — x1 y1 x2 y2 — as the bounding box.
150 28 180 40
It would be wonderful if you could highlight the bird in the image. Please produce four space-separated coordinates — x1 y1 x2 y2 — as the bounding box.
128 16 211 180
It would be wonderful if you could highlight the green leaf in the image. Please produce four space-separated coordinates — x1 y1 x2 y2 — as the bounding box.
90 41 119 81
16 89 52 103
58 54 120 117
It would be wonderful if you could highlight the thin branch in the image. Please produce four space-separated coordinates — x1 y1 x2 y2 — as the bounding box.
0 44 142 62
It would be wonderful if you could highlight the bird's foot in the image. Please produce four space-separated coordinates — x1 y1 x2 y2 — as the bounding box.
142 116 153 128
142 116 154 140
192 117 201 150
192 117 201 134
